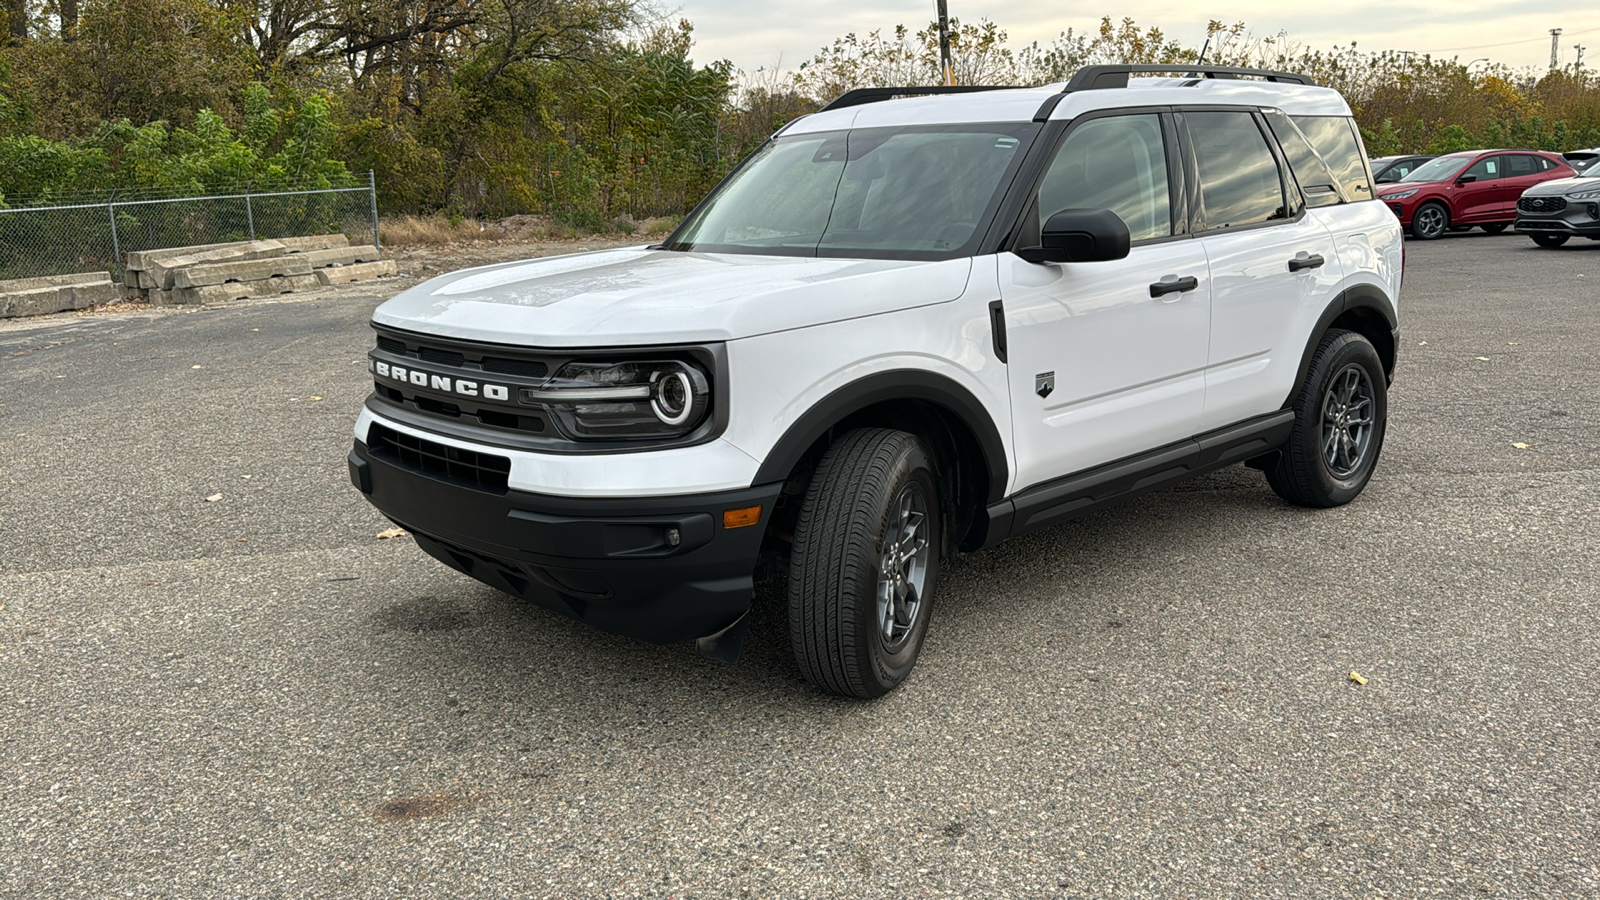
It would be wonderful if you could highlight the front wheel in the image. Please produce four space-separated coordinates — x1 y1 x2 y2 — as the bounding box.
1410 203 1450 240
1265 330 1388 508
1532 234 1570 248
1480 223 1509 234
788 428 942 698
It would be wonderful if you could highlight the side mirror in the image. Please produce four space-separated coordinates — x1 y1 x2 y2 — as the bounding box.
1017 209 1132 264
1456 174 1478 184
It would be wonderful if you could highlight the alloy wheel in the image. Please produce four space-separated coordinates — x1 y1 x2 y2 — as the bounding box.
1321 364 1376 478
877 483 931 651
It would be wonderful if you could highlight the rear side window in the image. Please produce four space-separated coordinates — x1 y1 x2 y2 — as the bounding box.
1291 116 1373 201
1265 110 1342 208
1186 111 1286 230
1507 154 1540 176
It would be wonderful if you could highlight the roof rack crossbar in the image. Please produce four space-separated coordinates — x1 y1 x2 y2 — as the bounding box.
820 85 1024 112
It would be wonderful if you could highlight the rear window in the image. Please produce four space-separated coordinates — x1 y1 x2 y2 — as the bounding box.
1291 116 1373 201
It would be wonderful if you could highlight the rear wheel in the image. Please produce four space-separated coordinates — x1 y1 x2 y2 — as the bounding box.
1480 223 1509 234
787 428 942 698
1265 330 1387 508
1411 203 1450 240
1532 234 1570 248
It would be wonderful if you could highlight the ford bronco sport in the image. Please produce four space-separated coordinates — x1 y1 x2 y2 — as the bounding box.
349 65 1403 698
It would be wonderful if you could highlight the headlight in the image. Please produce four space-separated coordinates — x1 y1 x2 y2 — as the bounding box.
1384 189 1420 200
519 360 711 439
1568 189 1600 201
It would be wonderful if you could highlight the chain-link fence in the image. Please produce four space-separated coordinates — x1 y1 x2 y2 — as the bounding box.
0 173 380 282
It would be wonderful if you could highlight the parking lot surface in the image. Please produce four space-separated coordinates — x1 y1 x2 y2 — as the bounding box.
3 235 1598 898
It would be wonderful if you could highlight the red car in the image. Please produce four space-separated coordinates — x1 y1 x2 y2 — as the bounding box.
1377 149 1575 239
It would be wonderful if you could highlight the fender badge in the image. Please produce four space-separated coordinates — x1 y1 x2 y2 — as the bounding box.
1035 371 1055 399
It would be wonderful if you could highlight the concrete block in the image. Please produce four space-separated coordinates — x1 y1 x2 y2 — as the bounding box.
140 240 289 289
0 272 115 293
126 241 250 271
297 246 383 269
171 273 322 305
151 289 173 306
278 234 351 252
0 286 70 318
172 257 313 288
315 259 397 285
64 281 120 309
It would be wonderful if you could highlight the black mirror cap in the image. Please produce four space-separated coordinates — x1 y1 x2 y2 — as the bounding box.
1457 174 1478 184
1018 208 1132 264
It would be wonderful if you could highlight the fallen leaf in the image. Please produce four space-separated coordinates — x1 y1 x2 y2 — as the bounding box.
1348 671 1368 685
1511 442 1530 450
1475 356 1491 361
309 396 324 402
191 365 203 369
236 537 248 542
1417 341 1427 346
377 528 406 540
205 493 223 502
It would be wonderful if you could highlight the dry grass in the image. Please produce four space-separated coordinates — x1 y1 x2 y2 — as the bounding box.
380 212 680 247
380 214 509 246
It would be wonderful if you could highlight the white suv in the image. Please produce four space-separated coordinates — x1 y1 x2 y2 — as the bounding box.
349 65 1403 697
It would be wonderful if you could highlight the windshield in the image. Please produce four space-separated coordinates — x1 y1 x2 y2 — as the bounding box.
666 125 1031 259
1577 162 1600 178
1399 156 1471 183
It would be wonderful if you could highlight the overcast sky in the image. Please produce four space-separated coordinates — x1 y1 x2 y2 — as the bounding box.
670 1 1600 75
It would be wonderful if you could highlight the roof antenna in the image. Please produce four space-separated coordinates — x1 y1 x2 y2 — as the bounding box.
1197 36 1211 66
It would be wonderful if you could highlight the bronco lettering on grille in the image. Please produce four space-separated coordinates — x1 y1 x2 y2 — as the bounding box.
372 360 511 401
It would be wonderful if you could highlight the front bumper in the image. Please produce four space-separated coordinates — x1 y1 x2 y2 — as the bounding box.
1514 203 1600 236
349 439 782 645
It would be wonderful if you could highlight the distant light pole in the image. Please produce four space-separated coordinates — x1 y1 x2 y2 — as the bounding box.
935 0 954 85
1466 57 1489 70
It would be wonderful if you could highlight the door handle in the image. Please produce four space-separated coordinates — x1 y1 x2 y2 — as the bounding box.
1148 275 1199 298
1288 253 1325 273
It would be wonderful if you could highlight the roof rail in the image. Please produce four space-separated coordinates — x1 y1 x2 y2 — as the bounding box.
820 85 1024 112
1031 64 1315 121
1065 64 1313 91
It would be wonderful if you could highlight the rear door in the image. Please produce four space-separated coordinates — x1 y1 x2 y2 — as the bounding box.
1184 108 1344 431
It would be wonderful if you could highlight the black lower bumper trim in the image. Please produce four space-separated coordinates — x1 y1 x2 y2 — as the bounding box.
351 441 782 644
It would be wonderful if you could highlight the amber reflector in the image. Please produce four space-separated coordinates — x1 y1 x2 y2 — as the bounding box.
722 505 762 528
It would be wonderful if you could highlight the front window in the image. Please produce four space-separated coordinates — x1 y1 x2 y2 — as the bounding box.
666 125 1031 259
1400 156 1472 183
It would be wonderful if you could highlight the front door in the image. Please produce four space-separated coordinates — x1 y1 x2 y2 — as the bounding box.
1000 111 1210 492
1453 154 1507 223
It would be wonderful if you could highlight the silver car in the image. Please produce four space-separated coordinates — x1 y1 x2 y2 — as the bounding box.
1514 162 1600 248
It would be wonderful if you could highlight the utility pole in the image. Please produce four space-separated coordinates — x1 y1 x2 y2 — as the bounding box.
1550 29 1563 70
935 0 954 86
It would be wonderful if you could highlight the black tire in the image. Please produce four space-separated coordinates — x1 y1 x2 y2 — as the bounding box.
1265 330 1388 508
787 428 942 698
1480 223 1509 234
1410 202 1450 240
1532 234 1570 248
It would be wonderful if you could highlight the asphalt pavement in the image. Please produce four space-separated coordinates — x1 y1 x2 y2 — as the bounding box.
3 234 1599 898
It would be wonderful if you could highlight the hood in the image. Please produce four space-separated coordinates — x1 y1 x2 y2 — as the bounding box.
1521 174 1600 197
1377 182 1434 197
372 248 973 347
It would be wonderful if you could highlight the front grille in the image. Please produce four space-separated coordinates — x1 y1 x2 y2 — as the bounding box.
371 329 556 436
366 423 510 492
1519 196 1567 214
